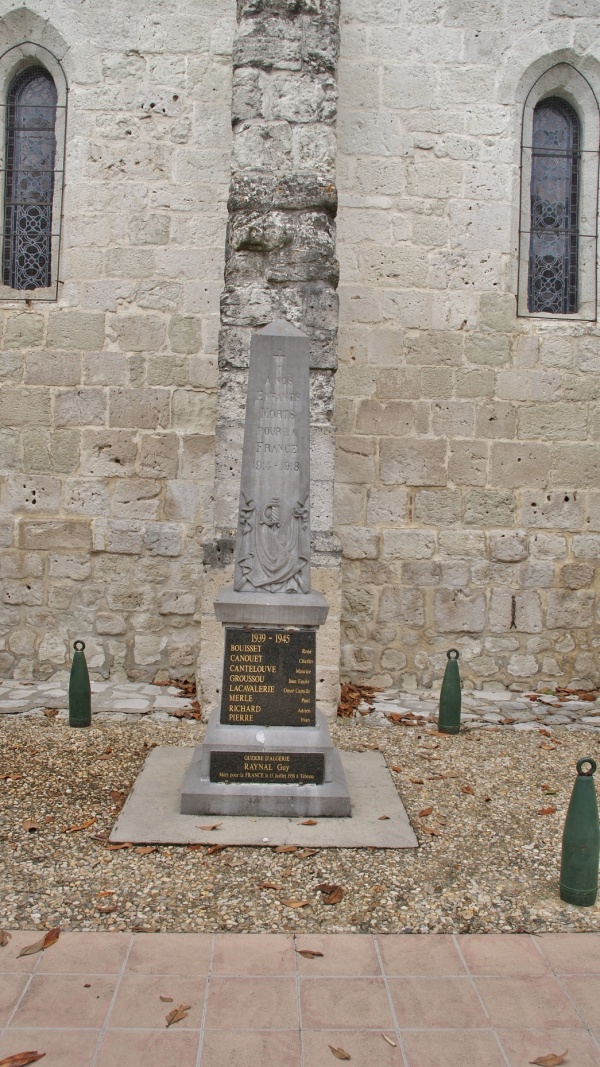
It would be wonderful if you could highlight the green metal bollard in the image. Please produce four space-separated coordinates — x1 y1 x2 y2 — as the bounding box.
438 648 461 735
560 757 599 907
69 639 91 728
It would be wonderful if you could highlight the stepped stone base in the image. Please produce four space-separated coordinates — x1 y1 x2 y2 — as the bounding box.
180 708 351 817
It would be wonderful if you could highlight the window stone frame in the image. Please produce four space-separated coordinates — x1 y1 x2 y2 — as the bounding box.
0 41 67 302
518 62 599 322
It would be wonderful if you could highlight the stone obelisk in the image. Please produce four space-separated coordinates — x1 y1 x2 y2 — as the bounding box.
181 320 350 816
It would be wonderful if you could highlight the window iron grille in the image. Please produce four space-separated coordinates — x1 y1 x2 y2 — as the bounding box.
527 97 580 314
2 66 57 290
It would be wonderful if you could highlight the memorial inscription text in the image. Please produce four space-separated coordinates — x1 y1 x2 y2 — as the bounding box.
221 626 316 727
210 751 325 785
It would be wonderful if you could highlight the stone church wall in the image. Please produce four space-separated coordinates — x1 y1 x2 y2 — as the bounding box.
335 0 600 691
0 0 236 680
1 0 600 699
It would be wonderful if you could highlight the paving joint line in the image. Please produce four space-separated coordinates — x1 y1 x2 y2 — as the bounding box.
372 933 410 1067
194 932 215 1067
89 931 134 1067
451 932 512 1067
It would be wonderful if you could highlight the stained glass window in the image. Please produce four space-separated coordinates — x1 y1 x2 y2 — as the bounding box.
2 67 57 290
527 97 580 314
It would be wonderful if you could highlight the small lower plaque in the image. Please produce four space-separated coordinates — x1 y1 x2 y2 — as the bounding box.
210 751 325 785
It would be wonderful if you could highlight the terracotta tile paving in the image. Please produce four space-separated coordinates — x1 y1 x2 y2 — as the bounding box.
0 932 598 1066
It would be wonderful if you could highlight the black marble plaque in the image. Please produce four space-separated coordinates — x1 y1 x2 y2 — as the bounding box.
221 626 316 727
210 751 325 784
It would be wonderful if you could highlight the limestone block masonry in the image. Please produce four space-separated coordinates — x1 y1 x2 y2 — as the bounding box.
335 0 600 694
2 0 600 700
0 0 237 683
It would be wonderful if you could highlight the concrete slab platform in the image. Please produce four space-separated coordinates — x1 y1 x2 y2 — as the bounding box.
110 747 417 848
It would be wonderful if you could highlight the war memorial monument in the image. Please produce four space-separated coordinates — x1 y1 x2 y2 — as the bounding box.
180 320 351 818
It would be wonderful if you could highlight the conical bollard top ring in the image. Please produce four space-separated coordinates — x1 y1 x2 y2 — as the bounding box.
74 640 85 651
446 648 459 660
576 757 597 777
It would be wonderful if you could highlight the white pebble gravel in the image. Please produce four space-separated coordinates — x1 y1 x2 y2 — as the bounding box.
1 703 599 935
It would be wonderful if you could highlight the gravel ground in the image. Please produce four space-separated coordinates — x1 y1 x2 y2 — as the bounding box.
1 715 599 936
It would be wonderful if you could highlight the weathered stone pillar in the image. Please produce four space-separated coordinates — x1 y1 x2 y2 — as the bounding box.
199 0 342 717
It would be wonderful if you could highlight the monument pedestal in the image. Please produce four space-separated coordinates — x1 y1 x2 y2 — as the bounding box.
181 617 351 816
181 707 350 817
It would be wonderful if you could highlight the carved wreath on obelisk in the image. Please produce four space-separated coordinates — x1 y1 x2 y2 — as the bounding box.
235 491 309 593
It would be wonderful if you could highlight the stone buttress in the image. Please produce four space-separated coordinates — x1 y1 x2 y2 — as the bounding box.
199 0 342 717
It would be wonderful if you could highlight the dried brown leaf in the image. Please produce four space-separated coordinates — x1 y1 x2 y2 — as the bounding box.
299 819 318 826
18 928 60 958
135 846 156 855
529 1052 568 1066
328 1045 351 1060
382 1033 397 1047
274 845 299 853
297 949 324 959
43 708 59 718
187 843 205 851
337 682 380 718
322 886 344 905
205 844 229 856
314 883 337 893
104 842 132 851
418 806 433 818
63 818 96 833
421 826 440 836
409 777 424 785
97 905 118 914
390 765 402 773
297 848 320 858
378 815 390 820
165 1004 191 1027
197 823 221 831
282 900 310 909
97 890 114 899
0 773 23 781
460 784 476 795
257 882 282 890
159 996 174 1003
0 1054 47 1066
22 819 40 833
0 931 11 947
538 806 557 816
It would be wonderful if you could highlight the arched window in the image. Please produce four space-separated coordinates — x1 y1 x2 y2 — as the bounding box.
518 63 599 321
2 66 57 290
528 98 580 314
